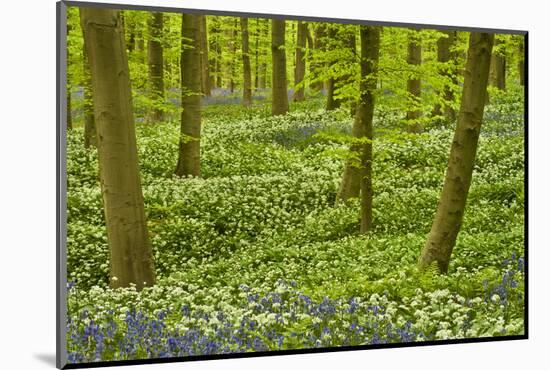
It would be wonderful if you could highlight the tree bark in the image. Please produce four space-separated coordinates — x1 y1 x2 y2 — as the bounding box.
293 21 307 102
489 38 506 90
358 26 380 233
258 20 269 89
175 14 202 177
80 8 155 290
406 29 423 133
241 17 253 107
147 12 165 123
199 15 211 96
433 31 457 122
271 19 289 115
254 18 260 90
418 32 494 273
311 24 326 91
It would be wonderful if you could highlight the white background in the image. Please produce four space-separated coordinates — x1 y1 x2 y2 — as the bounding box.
0 0 546 368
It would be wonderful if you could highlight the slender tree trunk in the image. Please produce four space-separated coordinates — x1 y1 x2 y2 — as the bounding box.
325 26 340 110
293 21 307 102
254 18 260 90
241 17 253 107
80 8 155 290
406 29 423 133
208 18 221 89
518 37 525 86
358 26 380 233
311 24 327 92
147 12 165 123
433 31 457 122
175 14 202 177
228 19 237 93
81 29 97 148
271 19 289 115
489 39 506 90
305 24 315 91
418 32 494 273
258 20 269 89
199 16 211 96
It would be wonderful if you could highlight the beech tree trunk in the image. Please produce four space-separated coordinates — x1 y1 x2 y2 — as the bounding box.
228 19 237 93
406 29 423 133
311 24 326 91
254 18 260 90
199 16 211 96
147 12 165 123
241 17 252 107
258 20 269 89
175 14 202 177
271 19 289 116
293 21 307 102
418 32 494 273
80 8 155 290
433 31 457 122
489 39 506 90
357 26 380 233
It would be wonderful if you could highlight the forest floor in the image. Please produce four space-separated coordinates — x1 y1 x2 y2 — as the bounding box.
65 93 525 363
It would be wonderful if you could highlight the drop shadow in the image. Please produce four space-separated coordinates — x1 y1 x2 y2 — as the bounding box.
34 353 56 367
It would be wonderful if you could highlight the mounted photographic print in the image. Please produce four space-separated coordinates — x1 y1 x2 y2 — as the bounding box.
56 0 527 368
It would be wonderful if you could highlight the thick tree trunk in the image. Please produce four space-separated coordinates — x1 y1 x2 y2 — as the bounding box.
433 31 457 122
241 17 253 107
418 32 494 273
518 38 525 86
406 29 423 133
175 14 202 177
80 8 155 290
81 30 97 148
199 16 211 97
358 26 380 233
293 21 307 102
271 19 289 115
147 12 165 123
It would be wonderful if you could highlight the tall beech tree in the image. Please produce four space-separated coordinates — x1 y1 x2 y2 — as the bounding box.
357 26 380 232
80 8 155 290
433 31 458 122
175 14 202 177
240 17 252 107
271 19 289 115
406 29 423 133
147 12 165 122
293 21 307 102
418 32 494 273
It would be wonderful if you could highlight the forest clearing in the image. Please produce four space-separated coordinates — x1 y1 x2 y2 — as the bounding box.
64 5 525 364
